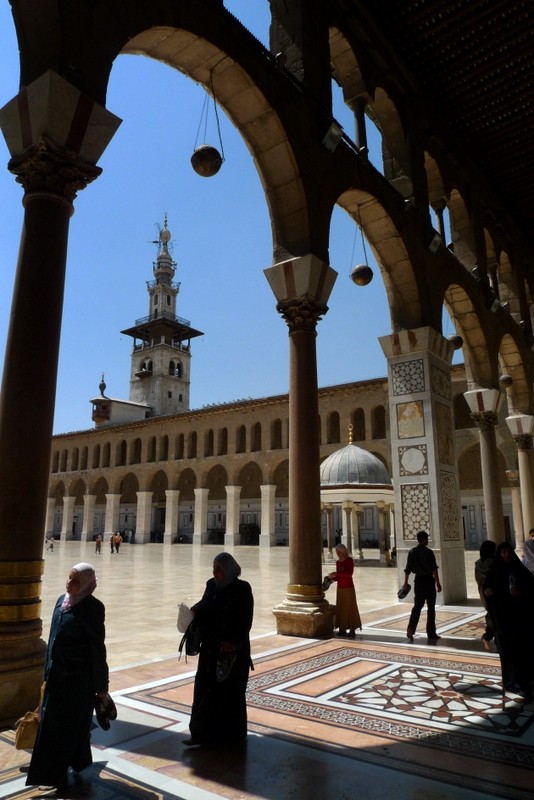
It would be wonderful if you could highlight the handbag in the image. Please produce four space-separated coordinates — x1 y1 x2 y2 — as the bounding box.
14 682 45 750
94 692 118 730
14 708 40 750
178 619 202 660
176 602 194 633
322 575 333 591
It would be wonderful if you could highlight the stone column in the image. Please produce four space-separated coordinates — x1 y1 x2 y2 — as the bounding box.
324 504 334 555
265 254 337 637
380 327 466 604
104 494 121 539
164 489 180 545
0 70 120 722
506 415 534 545
342 502 352 550
81 494 96 543
44 497 56 540
376 501 388 564
464 389 505 543
506 470 524 548
351 503 363 560
224 486 241 547
60 496 75 542
260 484 277 547
135 491 153 544
193 488 209 545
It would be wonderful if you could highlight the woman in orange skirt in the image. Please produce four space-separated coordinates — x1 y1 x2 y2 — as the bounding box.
330 544 362 637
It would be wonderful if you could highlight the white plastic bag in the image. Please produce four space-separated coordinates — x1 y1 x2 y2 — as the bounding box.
176 603 194 633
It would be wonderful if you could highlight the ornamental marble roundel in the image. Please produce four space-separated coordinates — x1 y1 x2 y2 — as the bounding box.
399 445 427 475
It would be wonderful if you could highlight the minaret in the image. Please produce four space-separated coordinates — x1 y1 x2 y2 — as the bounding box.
121 217 203 416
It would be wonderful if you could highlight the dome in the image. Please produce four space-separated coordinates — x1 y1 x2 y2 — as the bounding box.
320 443 391 487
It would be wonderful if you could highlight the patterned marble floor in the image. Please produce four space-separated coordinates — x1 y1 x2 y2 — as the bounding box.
2 604 533 800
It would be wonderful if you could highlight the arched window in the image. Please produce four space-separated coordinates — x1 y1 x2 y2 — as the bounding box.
169 360 175 375
147 437 156 462
175 362 182 378
159 434 169 461
102 442 111 468
271 419 282 449
352 408 365 441
372 406 386 439
218 428 228 456
80 447 88 470
204 429 214 457
147 360 153 372
60 450 68 472
115 440 127 467
175 433 184 460
251 422 262 452
130 438 142 464
236 425 246 454
52 451 59 472
71 448 79 471
188 431 197 458
92 444 100 469
327 411 340 444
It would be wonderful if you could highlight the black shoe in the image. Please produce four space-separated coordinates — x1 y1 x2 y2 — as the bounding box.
427 634 441 642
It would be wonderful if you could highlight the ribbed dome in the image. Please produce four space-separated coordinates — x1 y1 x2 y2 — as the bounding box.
320 443 391 486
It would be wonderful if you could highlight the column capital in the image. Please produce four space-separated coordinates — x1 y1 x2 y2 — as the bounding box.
470 410 499 431
0 70 121 202
264 254 337 332
506 414 534 447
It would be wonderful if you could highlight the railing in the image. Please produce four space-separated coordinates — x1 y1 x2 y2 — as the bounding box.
134 311 191 326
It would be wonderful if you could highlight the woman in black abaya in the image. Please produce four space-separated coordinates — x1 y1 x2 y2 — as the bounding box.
483 542 534 700
185 552 254 747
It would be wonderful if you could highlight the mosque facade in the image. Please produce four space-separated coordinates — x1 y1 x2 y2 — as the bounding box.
46 219 517 554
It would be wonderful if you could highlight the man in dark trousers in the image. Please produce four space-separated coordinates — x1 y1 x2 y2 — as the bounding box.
401 530 442 642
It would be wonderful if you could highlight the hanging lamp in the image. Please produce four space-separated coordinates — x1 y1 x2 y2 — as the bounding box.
191 73 225 177
350 220 373 286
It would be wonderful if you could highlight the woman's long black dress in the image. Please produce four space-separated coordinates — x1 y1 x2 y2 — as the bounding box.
484 550 534 697
189 576 253 745
27 594 109 786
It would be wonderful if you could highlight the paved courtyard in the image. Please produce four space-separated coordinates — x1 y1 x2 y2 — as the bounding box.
1 542 532 800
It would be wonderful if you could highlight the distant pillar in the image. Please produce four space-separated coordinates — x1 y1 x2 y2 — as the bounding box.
506 470 524 548
506 415 534 545
324 504 334 555
104 494 121 538
136 491 153 544
44 497 55 539
465 389 505 543
260 484 277 547
193 488 209 545
342 502 352 551
164 489 180 545
81 494 96 542
225 485 241 547
351 503 363 560
265 254 337 637
60 496 75 542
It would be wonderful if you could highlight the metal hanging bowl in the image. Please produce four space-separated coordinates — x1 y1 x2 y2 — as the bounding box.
191 144 223 177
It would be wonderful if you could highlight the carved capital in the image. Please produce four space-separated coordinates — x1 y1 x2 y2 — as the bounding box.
276 297 327 332
515 434 533 451
8 136 101 203
470 411 498 431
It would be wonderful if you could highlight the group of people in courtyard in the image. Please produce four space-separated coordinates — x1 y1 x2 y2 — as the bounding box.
22 527 534 790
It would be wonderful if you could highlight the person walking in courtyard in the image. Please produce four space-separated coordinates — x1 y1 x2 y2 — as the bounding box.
109 534 115 554
329 544 362 637
95 534 102 554
114 532 122 553
185 552 253 748
401 530 442 642
26 563 110 789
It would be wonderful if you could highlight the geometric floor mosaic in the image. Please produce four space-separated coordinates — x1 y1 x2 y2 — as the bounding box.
2 606 534 800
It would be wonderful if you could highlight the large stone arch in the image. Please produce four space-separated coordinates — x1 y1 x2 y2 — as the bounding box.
498 332 533 414
238 462 263 499
206 464 228 501
177 467 196 501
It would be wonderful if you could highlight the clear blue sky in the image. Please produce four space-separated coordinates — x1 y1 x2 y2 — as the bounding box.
0 2 404 435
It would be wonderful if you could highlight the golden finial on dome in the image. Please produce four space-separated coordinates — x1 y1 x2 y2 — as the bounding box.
348 423 353 444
